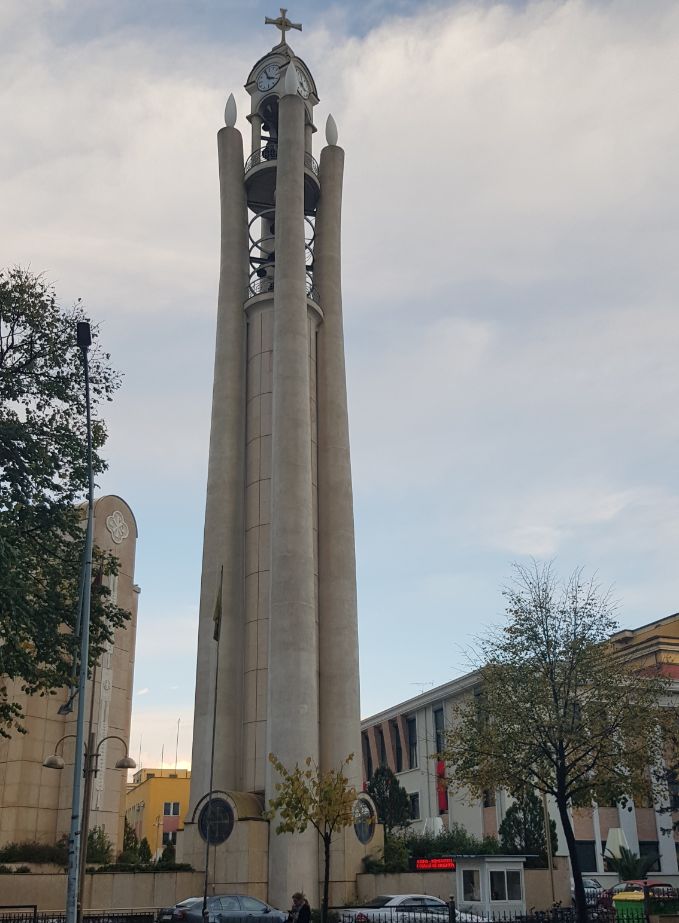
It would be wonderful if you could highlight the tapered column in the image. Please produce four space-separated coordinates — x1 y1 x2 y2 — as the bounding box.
315 143 362 779
190 125 248 808
267 86 320 906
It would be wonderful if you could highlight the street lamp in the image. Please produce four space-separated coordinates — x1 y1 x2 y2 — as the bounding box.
44 733 135 921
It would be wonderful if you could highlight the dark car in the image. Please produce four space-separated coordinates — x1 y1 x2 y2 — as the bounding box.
157 894 288 923
570 878 604 909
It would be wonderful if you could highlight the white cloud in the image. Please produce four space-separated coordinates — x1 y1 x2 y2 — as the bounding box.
2 0 679 723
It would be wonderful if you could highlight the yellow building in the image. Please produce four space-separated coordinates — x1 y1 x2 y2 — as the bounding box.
125 768 191 858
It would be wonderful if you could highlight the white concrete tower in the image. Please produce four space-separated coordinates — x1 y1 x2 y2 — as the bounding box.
184 10 374 910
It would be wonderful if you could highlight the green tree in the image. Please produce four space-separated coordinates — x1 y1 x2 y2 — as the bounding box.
440 563 675 923
118 817 140 864
138 837 152 863
267 752 358 923
0 268 127 735
605 845 659 881
86 825 113 864
158 841 176 866
367 766 410 842
498 789 558 868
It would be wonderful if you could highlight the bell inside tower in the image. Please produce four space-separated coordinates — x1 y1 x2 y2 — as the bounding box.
244 88 321 303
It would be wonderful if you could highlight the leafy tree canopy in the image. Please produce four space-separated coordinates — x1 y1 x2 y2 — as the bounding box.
267 752 358 923
440 562 677 923
498 789 558 868
367 765 411 839
0 268 127 735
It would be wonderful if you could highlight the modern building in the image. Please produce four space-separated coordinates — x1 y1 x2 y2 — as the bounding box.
125 768 191 858
0 495 140 855
361 612 679 880
183 10 375 908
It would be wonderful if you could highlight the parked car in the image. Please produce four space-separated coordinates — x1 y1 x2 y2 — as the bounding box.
599 881 678 909
157 894 288 923
570 878 604 908
340 895 470 923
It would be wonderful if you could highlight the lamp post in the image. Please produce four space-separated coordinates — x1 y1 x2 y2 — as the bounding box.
44 733 136 921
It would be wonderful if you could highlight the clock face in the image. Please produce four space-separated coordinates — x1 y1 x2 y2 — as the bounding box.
295 66 310 99
257 63 280 92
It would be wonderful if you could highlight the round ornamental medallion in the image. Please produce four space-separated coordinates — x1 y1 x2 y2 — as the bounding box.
106 510 129 544
198 797 234 845
353 797 376 844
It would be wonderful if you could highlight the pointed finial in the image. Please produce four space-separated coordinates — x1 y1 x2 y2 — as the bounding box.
284 63 299 96
325 114 338 146
224 93 237 127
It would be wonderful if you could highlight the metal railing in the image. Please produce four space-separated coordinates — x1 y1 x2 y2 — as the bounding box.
247 277 320 304
0 912 154 923
244 143 320 177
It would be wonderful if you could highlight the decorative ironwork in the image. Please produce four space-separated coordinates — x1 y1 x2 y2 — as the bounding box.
244 143 319 178
198 796 234 844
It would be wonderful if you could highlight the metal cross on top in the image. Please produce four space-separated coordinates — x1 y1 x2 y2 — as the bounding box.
265 8 302 44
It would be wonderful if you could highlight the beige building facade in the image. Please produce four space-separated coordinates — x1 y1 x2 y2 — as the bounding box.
0 495 140 854
361 612 679 886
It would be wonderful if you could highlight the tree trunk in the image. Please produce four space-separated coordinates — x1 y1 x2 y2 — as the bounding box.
322 834 331 923
556 792 587 923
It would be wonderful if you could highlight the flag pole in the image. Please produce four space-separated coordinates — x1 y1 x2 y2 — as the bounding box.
202 566 223 923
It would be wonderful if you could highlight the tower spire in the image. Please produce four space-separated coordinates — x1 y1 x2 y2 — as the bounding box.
264 7 302 45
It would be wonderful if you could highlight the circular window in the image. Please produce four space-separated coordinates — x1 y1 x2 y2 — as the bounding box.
353 797 376 844
198 797 234 845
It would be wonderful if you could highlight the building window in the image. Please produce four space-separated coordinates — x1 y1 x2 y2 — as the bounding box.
391 721 403 773
407 716 418 769
163 802 171 815
639 841 661 873
172 801 180 816
575 840 597 872
377 727 387 767
667 770 679 811
483 789 496 808
433 707 444 754
463 869 480 902
162 831 177 846
409 792 420 820
490 870 522 902
363 733 373 781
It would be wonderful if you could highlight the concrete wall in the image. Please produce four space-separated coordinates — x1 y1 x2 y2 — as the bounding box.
0 870 204 912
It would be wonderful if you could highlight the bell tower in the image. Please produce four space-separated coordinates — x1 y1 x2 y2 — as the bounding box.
183 9 376 908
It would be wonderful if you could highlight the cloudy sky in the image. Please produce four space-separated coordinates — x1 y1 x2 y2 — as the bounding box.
3 0 678 770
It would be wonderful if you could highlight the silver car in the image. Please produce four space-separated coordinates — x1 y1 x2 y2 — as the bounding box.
341 894 452 923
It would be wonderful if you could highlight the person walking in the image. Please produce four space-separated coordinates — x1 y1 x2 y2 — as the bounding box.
288 892 311 923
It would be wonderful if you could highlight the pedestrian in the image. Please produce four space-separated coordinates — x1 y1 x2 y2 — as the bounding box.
289 892 311 923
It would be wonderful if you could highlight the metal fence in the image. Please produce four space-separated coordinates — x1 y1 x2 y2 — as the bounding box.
336 901 679 923
0 910 155 923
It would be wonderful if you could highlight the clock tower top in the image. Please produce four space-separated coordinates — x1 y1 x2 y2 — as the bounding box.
245 9 318 132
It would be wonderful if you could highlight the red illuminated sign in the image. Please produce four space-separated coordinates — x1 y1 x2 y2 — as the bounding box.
414 857 456 871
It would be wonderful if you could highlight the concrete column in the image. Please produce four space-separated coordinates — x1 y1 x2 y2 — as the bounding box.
267 90 319 907
315 144 362 782
250 113 262 155
189 125 248 808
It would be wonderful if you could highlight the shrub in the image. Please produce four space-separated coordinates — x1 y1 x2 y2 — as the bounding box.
404 825 501 859
87 826 113 864
0 840 68 864
15 866 31 873
0 865 12 874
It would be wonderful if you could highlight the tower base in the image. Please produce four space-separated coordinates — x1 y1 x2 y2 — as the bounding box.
178 790 383 908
